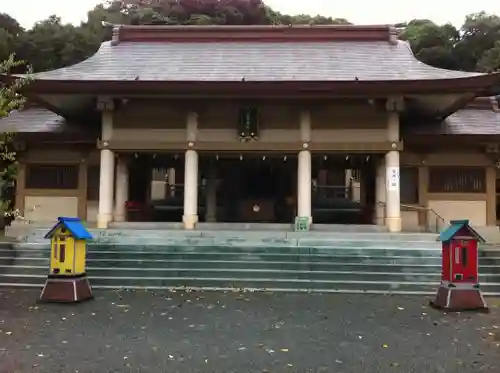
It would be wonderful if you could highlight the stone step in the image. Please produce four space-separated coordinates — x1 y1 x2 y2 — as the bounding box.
0 253 444 266
4 260 500 274
0 273 438 292
0 260 445 272
4 261 500 281
10 243 443 256
109 222 392 233
0 265 443 281
20 228 440 242
6 253 500 268
5 264 500 282
3 247 499 261
4 245 500 265
1 272 499 295
3 273 499 295
2 227 499 294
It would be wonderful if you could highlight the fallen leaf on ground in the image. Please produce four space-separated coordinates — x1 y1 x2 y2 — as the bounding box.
382 344 389 348
281 348 289 352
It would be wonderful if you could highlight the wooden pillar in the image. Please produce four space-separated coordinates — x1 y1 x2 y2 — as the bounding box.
418 165 429 229
15 162 26 215
77 160 88 220
486 166 496 226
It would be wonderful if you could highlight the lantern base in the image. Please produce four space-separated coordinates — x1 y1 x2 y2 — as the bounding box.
430 284 488 312
39 273 93 303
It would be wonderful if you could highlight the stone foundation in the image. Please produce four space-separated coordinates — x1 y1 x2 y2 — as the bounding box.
430 285 488 312
39 274 93 303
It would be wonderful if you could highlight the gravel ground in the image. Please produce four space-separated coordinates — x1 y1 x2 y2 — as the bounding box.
1 289 500 373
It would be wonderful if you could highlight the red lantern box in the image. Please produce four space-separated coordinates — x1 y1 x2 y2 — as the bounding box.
430 220 488 312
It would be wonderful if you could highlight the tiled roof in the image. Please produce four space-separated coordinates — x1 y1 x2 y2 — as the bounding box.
408 99 500 135
32 39 482 82
0 107 65 133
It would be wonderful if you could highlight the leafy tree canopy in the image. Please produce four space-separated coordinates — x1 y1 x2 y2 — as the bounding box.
0 55 31 216
0 1 499 73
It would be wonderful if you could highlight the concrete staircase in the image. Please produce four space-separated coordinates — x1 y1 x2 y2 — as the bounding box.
2 227 500 294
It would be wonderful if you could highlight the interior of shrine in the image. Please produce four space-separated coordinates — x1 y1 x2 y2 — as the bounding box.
124 153 378 224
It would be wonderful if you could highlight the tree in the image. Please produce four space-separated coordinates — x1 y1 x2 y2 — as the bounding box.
0 54 30 220
114 0 270 25
477 40 500 72
398 19 460 70
1 3 500 74
455 12 500 71
15 15 100 72
398 13 500 72
0 13 24 61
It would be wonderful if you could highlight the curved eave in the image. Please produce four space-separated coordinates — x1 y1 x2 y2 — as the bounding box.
20 74 500 96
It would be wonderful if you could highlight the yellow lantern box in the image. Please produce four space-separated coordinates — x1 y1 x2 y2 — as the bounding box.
39 217 93 303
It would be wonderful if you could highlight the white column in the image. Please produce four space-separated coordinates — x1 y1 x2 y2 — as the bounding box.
97 104 115 229
375 159 386 225
183 149 199 229
297 149 312 222
97 149 115 229
297 109 312 224
114 156 129 222
385 109 402 232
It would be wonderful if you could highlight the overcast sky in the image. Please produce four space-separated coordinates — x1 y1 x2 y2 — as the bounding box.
2 0 499 28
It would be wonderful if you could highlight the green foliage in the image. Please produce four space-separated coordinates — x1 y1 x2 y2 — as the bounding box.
478 41 500 72
0 0 351 73
0 54 31 215
0 2 500 73
399 12 500 72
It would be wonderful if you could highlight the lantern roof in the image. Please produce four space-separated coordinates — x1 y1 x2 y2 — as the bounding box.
438 220 485 243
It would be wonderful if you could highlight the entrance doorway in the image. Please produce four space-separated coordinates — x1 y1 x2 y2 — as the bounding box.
311 155 376 224
125 153 378 225
217 155 296 223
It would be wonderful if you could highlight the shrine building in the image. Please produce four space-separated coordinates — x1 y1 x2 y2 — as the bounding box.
2 24 500 233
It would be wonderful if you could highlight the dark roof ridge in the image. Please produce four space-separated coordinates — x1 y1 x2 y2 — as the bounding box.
106 23 398 44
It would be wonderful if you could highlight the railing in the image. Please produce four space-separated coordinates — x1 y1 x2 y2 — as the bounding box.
377 201 446 233
312 184 352 200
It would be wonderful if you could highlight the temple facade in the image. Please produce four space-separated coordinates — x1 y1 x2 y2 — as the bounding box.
2 24 500 233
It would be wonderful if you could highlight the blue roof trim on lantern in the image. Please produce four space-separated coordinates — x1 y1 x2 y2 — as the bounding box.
44 217 93 240
438 219 485 243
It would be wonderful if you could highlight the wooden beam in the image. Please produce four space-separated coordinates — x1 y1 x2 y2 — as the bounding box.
97 140 403 153
486 166 497 225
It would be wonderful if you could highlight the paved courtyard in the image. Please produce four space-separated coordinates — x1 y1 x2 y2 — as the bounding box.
0 289 500 373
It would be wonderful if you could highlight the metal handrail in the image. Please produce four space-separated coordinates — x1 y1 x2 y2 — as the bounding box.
377 201 446 233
